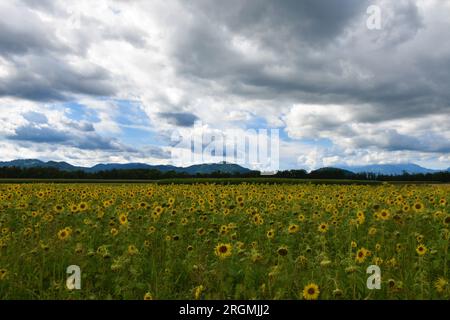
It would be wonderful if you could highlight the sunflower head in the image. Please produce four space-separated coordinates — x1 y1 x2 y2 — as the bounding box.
355 248 367 263
288 224 300 234
266 229 275 239
416 244 427 256
143 292 153 300
215 243 232 259
318 223 328 233
434 277 448 293
277 246 288 257
302 283 320 300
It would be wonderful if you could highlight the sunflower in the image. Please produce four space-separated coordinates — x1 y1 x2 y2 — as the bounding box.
75 243 83 254
70 204 79 213
219 225 229 235
355 248 367 264
197 228 205 236
443 215 450 225
110 228 119 237
318 223 328 233
0 269 7 281
416 244 427 256
302 283 320 300
215 243 232 259
351 241 357 249
79 202 88 211
152 206 164 218
297 214 305 222
138 202 148 209
118 213 128 225
288 224 300 234
144 292 153 300
266 229 275 239
253 214 264 225
128 245 139 256
40 241 50 252
54 205 64 213
416 234 424 243
57 228 71 241
277 246 288 256
413 202 424 212
380 209 390 220
434 277 448 293
148 226 156 234
194 285 204 300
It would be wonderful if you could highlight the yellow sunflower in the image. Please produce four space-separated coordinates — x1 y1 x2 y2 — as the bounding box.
144 292 153 300
434 277 448 293
288 224 300 234
118 213 128 225
302 283 320 300
266 229 275 239
416 244 427 256
215 243 232 259
318 223 328 233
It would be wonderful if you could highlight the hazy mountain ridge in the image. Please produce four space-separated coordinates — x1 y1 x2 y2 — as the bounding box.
0 159 449 176
337 163 446 175
0 159 251 175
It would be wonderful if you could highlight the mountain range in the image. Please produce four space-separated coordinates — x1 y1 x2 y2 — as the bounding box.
0 159 251 175
0 159 449 176
337 163 449 175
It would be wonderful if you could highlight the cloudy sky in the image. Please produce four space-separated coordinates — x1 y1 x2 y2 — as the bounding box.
1 0 450 170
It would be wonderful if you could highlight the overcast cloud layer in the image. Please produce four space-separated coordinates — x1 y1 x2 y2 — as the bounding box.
0 0 450 170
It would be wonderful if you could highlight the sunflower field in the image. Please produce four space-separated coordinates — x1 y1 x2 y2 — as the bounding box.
0 183 449 300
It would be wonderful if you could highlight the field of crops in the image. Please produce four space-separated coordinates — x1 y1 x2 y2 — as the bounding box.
0 183 449 300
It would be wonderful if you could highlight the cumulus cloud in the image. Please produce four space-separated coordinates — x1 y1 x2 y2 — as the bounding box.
0 0 450 169
159 112 199 127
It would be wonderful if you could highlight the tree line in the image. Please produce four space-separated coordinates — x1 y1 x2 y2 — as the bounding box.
0 166 450 182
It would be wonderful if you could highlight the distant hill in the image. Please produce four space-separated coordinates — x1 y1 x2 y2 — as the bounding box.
0 159 252 175
309 167 356 179
337 163 444 175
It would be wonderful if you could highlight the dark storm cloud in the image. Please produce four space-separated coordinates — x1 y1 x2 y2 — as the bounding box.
9 126 69 143
19 0 58 12
172 0 450 123
0 2 67 57
352 130 450 154
159 112 199 127
141 145 172 159
186 0 371 45
7 123 135 152
65 121 95 132
0 55 116 102
0 2 117 102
